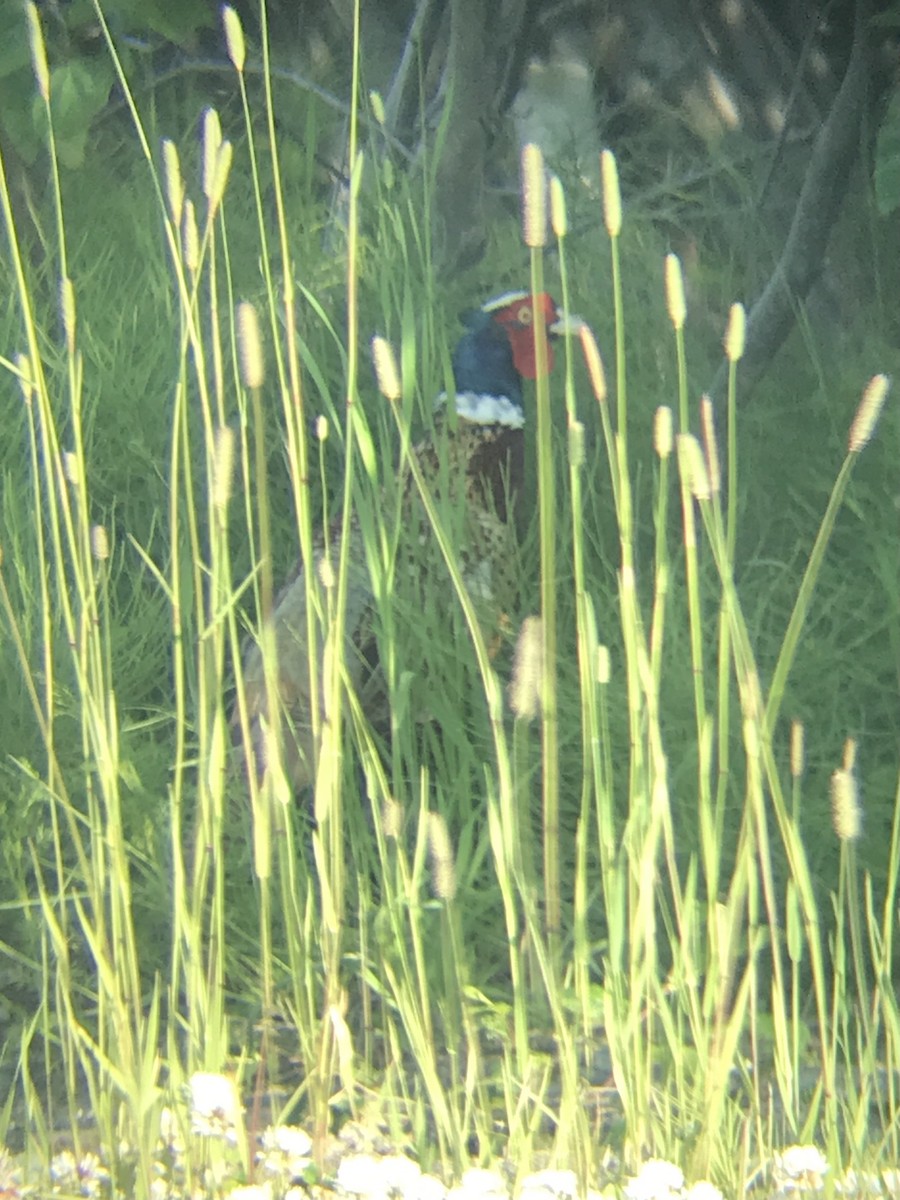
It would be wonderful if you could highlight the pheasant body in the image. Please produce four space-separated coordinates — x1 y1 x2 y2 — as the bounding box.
234 291 576 790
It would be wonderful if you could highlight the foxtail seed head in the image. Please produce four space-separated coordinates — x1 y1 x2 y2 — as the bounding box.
550 174 567 239
831 766 861 842
665 254 686 331
654 406 673 460
202 108 223 200
16 354 34 404
382 797 402 840
369 90 386 126
848 374 889 453
521 143 547 248
236 302 264 390
91 525 109 561
700 396 721 494
182 201 199 274
579 325 607 404
724 303 746 363
509 615 543 721
222 6 246 73
677 434 711 501
212 425 235 511
790 720 804 780
371 335 401 401
162 140 184 227
428 813 457 900
601 149 622 237
208 142 233 217
843 737 857 772
318 553 335 591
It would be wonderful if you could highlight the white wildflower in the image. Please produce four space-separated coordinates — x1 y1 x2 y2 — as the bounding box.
49 1150 109 1197
685 1184 723 1200
338 1153 383 1195
773 1146 829 1193
0 1148 26 1197
882 1172 900 1198
50 1151 77 1184
157 1106 184 1155
518 1169 579 1200
229 1185 274 1200
625 1160 685 1200
837 1171 883 1197
188 1071 241 1141
338 1153 424 1200
452 1168 510 1200
259 1125 313 1180
414 1174 449 1200
379 1154 425 1196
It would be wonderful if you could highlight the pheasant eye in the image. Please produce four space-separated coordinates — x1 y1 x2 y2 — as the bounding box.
517 305 532 325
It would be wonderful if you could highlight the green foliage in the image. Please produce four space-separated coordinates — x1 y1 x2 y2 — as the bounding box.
0 2 899 1193
874 88 900 215
0 0 212 173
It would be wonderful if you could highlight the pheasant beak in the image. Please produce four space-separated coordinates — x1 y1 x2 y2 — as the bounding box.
548 308 584 337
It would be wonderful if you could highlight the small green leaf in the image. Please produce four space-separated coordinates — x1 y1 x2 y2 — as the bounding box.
49 58 114 169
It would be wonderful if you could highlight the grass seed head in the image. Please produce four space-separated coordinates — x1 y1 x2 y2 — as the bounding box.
182 201 199 274
371 336 400 401
665 253 686 330
222 6 246 73
677 434 711 501
549 174 567 239
724 302 746 363
90 525 109 561
790 720 805 780
202 108 223 200
579 325 607 404
831 767 861 842
843 737 857 772
162 140 184 226
428 813 457 900
601 149 622 237
15 354 34 404
654 406 673 460
369 90 386 126
521 143 547 248
700 396 721 494
848 374 889 453
208 142 233 217
509 615 543 721
382 797 402 840
213 425 235 511
236 301 264 389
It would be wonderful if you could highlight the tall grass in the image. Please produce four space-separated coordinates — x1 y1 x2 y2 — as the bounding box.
0 1 897 1195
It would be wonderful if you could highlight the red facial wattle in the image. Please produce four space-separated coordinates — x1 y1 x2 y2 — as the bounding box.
491 293 559 380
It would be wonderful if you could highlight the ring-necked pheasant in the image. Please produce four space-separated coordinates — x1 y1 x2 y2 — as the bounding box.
233 290 579 791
